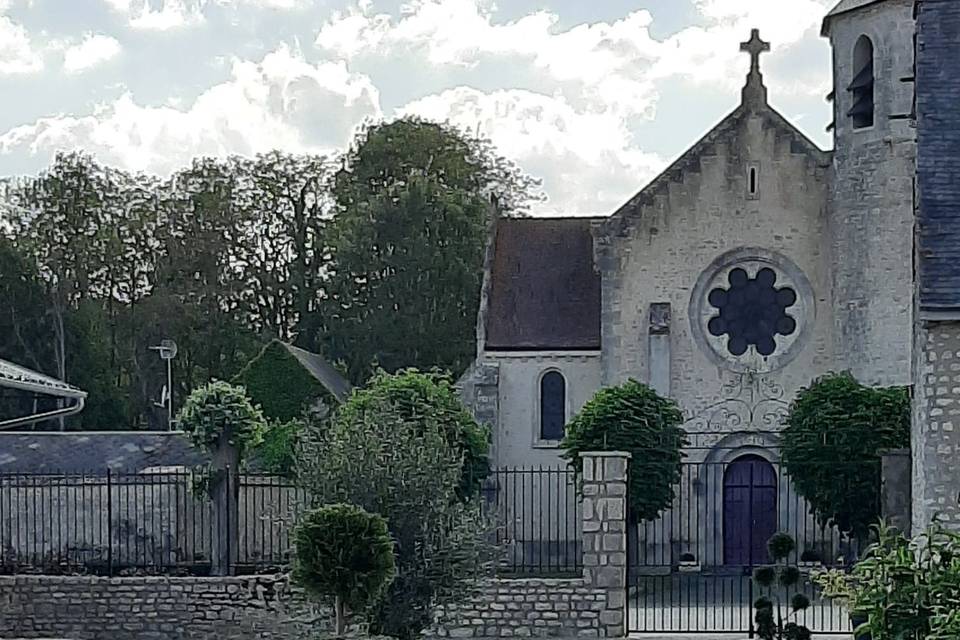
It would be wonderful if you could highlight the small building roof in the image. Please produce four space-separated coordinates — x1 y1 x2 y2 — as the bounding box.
281 342 353 403
484 217 602 351
0 431 205 474
0 358 86 400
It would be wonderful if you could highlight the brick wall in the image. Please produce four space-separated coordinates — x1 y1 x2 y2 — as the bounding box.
0 574 324 640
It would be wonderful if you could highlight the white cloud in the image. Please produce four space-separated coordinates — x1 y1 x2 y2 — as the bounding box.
0 7 43 74
103 0 206 31
403 87 664 215
0 44 381 174
63 34 122 73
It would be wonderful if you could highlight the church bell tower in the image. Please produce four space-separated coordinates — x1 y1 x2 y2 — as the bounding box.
821 0 916 386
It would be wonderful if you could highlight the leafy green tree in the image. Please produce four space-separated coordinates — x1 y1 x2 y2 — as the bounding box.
297 370 496 640
176 380 265 456
781 372 910 540
321 117 539 383
292 503 396 637
561 379 687 522
331 369 489 498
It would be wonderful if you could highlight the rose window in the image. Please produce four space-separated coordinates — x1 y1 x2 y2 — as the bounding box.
706 267 797 357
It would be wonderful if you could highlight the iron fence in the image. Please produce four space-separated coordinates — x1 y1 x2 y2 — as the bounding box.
481 466 581 576
627 456 882 635
0 470 308 575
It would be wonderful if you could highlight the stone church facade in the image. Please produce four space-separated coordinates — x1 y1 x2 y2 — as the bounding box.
459 0 931 562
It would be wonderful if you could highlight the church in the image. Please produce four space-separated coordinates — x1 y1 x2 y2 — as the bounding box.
460 0 921 567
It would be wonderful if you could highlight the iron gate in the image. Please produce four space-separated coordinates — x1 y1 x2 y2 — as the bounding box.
626 457 876 635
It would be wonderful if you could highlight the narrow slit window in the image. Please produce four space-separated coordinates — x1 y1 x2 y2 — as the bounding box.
539 371 566 441
749 167 758 196
849 36 875 129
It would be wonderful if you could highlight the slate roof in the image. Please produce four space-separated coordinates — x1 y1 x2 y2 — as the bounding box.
0 432 206 474
0 358 86 399
484 217 602 351
282 343 352 402
915 0 960 314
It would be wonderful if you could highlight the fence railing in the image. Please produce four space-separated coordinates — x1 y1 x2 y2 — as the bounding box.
481 466 582 575
627 457 881 635
0 470 308 575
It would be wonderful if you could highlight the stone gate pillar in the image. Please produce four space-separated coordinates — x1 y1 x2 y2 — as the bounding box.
580 451 630 638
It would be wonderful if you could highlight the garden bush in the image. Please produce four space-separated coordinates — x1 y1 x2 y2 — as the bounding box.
296 370 497 640
561 379 686 521
177 380 265 456
753 533 812 640
292 503 396 637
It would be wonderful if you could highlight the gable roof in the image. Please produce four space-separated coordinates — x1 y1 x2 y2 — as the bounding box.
603 102 829 238
0 432 205 473
282 342 353 402
484 217 602 351
822 0 889 35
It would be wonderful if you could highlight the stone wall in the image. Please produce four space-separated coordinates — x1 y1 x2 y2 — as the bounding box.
912 321 960 532
427 578 608 638
0 574 322 640
426 451 629 639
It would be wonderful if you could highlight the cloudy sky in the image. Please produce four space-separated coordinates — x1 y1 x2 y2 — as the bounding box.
1 0 839 214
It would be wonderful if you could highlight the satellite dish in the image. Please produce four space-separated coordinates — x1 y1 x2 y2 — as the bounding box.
159 339 177 360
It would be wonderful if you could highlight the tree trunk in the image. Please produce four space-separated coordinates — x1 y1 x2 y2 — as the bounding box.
210 438 240 576
334 595 347 637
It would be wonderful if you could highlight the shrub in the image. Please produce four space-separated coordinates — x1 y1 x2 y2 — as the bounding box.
328 369 490 499
561 379 686 521
753 533 812 640
781 372 909 540
176 381 265 456
297 370 497 640
254 418 305 476
292 503 396 637
814 521 960 640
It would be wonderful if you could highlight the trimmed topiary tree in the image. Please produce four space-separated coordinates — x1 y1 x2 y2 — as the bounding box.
780 372 910 541
177 380 266 575
292 503 396 637
561 379 686 522
753 533 812 640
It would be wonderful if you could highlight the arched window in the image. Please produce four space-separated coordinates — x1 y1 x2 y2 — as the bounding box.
849 36 875 129
539 371 566 441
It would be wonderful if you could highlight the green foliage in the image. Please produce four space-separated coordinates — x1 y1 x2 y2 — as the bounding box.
253 418 305 476
753 533 812 640
814 521 960 640
233 340 331 422
781 372 910 540
297 370 497 640
176 381 265 456
331 369 490 498
321 117 539 383
292 503 396 637
769 533 797 562
561 379 686 521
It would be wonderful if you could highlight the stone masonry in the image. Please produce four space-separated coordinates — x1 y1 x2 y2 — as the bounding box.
0 574 325 640
426 451 630 639
912 321 960 532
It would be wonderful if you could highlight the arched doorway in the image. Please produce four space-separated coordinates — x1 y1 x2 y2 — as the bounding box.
723 455 777 566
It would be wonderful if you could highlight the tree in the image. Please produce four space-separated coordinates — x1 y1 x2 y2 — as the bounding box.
780 372 910 540
561 379 687 522
292 503 396 637
321 117 540 383
752 533 812 640
330 369 489 498
297 370 496 640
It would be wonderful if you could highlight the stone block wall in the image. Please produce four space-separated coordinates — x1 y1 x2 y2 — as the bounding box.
427 579 608 638
912 321 960 532
0 574 324 640
426 452 630 639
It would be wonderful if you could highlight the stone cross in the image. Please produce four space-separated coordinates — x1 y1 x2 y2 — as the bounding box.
740 28 770 77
